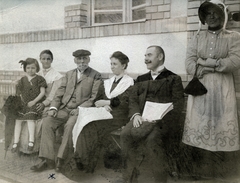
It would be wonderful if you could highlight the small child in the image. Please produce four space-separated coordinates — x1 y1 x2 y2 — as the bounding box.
12 58 47 153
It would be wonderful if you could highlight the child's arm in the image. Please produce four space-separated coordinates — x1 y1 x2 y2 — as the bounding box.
28 87 45 108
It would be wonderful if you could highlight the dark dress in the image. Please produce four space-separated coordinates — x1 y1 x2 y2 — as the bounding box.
17 75 47 120
73 77 133 173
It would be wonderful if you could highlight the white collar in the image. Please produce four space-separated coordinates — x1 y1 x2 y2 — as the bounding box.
151 65 164 76
104 75 134 99
114 73 124 82
77 66 88 74
151 64 164 73
43 67 52 72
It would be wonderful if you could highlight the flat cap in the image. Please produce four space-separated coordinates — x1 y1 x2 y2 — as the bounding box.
72 49 91 57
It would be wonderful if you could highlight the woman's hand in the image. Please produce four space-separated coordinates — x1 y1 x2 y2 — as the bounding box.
197 58 217 68
104 105 112 112
27 101 36 108
95 100 110 107
197 58 206 66
199 66 215 78
205 58 217 67
70 109 79 116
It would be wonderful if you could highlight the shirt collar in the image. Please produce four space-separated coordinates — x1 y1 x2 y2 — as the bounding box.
151 65 165 75
77 66 88 74
114 73 124 82
43 67 52 72
207 28 223 35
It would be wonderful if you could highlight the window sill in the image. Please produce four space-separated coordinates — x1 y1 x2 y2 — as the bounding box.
82 19 147 28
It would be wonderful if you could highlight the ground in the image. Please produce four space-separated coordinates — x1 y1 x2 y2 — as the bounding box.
0 118 240 183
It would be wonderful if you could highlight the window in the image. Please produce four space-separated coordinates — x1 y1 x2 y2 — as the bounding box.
92 0 146 25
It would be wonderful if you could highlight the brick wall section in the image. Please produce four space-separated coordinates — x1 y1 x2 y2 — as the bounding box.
0 16 187 44
146 0 171 20
0 1 240 44
64 4 88 28
0 1 189 44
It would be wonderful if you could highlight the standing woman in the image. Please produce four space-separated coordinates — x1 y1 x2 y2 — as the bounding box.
182 0 240 176
72 51 134 173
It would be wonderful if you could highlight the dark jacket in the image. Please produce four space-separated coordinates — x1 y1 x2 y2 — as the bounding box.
128 68 184 131
95 81 132 119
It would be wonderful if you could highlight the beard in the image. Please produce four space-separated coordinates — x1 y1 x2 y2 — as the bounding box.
77 64 88 72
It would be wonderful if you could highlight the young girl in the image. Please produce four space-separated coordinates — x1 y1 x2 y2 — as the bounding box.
11 58 47 153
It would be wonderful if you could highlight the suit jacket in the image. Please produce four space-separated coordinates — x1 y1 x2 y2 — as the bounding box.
51 67 102 109
129 68 184 129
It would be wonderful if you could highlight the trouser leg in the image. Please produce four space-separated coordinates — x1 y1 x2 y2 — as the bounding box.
39 109 69 161
57 114 78 159
120 121 138 181
145 126 168 183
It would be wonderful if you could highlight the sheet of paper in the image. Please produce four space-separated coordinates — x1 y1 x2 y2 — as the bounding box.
72 107 113 150
142 101 173 121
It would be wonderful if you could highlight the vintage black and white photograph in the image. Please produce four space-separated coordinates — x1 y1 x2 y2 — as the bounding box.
0 0 240 183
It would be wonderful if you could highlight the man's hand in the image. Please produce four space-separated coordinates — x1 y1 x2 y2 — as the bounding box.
47 109 57 117
133 115 143 128
70 109 79 116
36 103 45 112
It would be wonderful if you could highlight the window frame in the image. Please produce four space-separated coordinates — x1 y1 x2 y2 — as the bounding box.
91 0 147 26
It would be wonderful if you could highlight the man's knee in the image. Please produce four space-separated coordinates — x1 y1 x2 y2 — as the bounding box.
120 122 133 140
64 115 77 132
42 116 53 130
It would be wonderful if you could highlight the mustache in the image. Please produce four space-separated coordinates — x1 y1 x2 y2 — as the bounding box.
145 60 151 64
77 64 88 66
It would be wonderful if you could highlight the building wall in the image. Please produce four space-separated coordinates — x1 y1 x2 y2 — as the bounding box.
0 0 188 75
1 0 240 109
0 0 239 74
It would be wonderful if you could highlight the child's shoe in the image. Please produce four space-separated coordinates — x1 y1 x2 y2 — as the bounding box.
11 143 18 153
27 141 34 151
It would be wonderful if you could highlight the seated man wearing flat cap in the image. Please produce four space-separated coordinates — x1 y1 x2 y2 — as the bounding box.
31 49 102 172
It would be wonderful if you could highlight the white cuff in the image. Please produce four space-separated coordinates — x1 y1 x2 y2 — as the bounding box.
49 107 58 111
130 113 141 121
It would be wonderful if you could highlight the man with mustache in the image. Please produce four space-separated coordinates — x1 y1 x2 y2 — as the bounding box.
31 49 102 172
120 45 184 183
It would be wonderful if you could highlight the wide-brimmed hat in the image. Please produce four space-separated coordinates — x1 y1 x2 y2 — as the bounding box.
198 0 226 25
196 0 228 33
